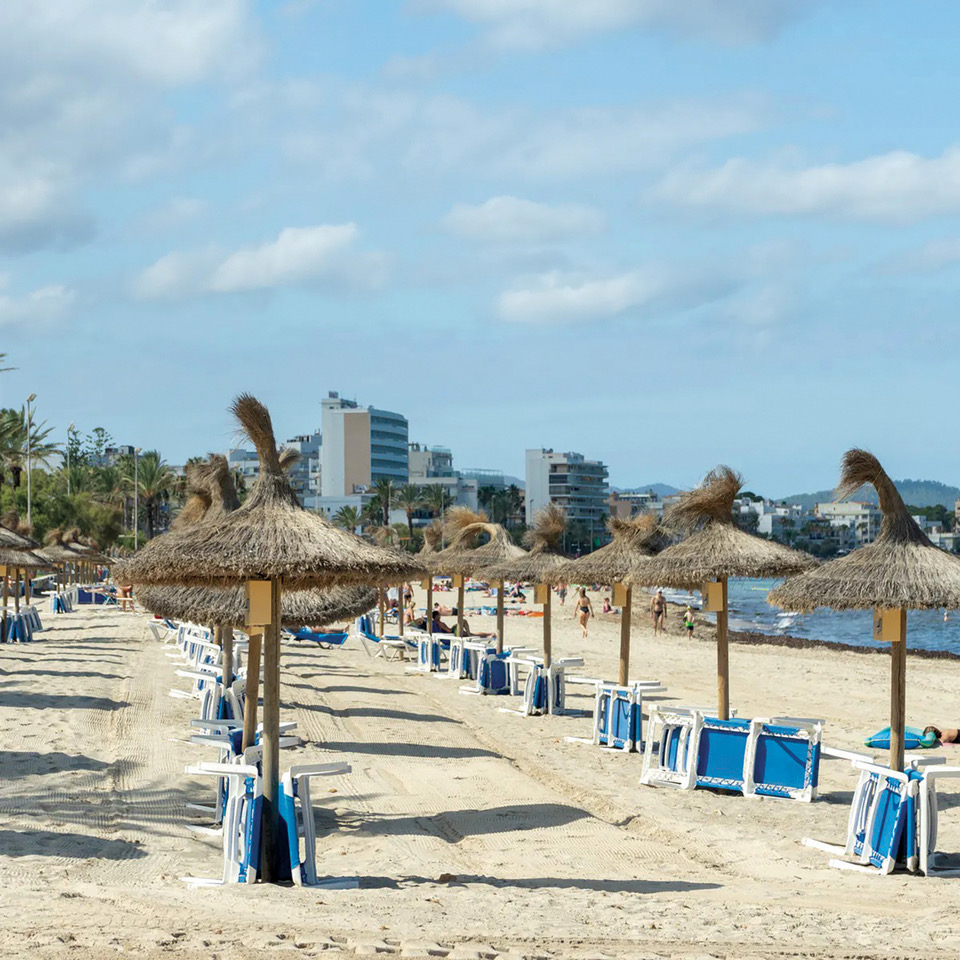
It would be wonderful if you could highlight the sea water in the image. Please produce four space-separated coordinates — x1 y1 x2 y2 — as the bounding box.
658 579 960 655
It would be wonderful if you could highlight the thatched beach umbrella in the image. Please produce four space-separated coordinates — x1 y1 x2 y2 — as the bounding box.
123 395 425 881
417 519 443 638
1 513 41 627
769 450 960 771
631 467 816 721
0 540 46 640
486 504 567 669
428 507 489 638
440 522 525 652
556 513 667 684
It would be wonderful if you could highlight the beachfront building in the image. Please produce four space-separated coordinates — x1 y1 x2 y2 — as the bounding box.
608 490 665 520
526 448 609 546
814 500 882 545
319 392 408 497
407 441 478 515
283 431 322 503
228 446 260 488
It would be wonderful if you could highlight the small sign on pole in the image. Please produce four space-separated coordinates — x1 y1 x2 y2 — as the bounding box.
701 581 724 613
874 608 906 643
420 578 431 590
246 580 274 627
534 583 548 605
451 575 463 588
612 582 628 606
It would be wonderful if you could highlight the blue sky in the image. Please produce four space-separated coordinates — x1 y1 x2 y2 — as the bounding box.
1 0 958 496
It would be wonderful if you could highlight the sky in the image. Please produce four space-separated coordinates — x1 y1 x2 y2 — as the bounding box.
1 0 958 497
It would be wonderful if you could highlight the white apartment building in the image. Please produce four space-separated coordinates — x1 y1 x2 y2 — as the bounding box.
526 448 609 542
814 500 882 545
407 442 477 514
608 490 664 520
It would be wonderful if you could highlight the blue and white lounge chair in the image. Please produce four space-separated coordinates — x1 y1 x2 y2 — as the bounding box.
181 762 262 885
567 680 667 753
278 762 354 886
285 627 349 648
354 615 411 660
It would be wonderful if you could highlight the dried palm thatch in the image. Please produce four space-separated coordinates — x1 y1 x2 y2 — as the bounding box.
36 528 78 564
769 450 960 612
631 467 816 588
428 517 493 573
0 547 48 569
0 517 39 551
419 519 444 555
122 394 425 588
137 582 376 628
171 462 212 531
553 513 667 586
485 504 568 584
439 522 526 578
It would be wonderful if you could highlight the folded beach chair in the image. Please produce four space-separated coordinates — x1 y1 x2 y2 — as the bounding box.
285 627 349 648
498 657 584 717
278 762 354 886
181 762 262 885
443 638 495 680
354 615 410 660
567 680 668 753
148 618 179 643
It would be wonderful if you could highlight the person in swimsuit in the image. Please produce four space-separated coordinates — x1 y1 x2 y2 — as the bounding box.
557 582 567 606
573 587 593 639
683 605 695 639
650 589 666 636
924 726 960 744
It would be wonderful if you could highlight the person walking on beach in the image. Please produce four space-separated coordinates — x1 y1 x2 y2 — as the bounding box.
683 604 695 639
573 587 593 639
557 581 567 606
650 589 666 636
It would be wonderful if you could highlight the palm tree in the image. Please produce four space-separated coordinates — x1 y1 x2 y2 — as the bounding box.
422 484 453 520
394 483 423 542
0 353 14 373
371 478 395 525
121 450 175 540
477 485 497 513
333 505 360 531
361 496 383 531
0 406 58 489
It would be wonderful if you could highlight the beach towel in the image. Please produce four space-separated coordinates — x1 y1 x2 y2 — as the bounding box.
864 725 937 751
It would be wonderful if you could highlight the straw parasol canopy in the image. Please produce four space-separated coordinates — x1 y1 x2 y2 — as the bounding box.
769 450 960 772
122 395 426 589
36 528 80 565
0 546 48 569
485 503 567 585
769 450 960 613
633 467 816 589
0 523 38 551
629 466 817 721
137 582 376 628
485 504 568 672
554 512 668 684
418 519 444 555
139 451 378 630
556 513 667 586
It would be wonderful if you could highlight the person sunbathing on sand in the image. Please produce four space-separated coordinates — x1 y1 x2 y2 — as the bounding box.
925 726 960 744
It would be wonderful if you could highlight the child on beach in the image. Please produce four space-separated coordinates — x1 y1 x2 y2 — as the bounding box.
683 605 695 638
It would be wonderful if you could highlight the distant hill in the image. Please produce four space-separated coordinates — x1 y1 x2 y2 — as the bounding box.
779 479 960 510
614 483 681 497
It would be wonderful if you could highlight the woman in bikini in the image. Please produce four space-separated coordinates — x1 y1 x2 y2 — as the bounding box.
573 587 593 639
650 589 666 636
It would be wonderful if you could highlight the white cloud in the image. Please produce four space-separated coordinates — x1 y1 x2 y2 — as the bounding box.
420 0 813 49
262 78 761 181
134 224 389 300
497 265 732 324
443 196 604 242
0 2 258 253
0 283 76 327
649 147 960 222
881 237 960 275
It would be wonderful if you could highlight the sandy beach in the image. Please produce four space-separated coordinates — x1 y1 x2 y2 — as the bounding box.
3 590 960 960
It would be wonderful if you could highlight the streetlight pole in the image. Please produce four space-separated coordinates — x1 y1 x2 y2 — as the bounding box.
134 447 141 550
25 394 36 529
66 422 75 496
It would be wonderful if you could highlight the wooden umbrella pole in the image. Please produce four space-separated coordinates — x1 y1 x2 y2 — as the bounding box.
25 571 31 606
398 582 404 637
891 609 907 772
457 577 465 638
717 577 730 721
13 569 20 615
1 568 8 642
542 584 552 670
496 579 505 654
618 586 632 686
426 576 434 637
260 576 282 882
378 587 385 637
241 629 263 751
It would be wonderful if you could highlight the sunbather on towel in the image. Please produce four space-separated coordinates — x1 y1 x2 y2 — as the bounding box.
924 726 960 744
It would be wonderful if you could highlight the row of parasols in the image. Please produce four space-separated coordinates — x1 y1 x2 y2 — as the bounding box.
31 395 959 880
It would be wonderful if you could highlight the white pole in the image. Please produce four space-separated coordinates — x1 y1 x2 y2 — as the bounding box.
134 448 140 550
66 423 74 496
25 394 36 529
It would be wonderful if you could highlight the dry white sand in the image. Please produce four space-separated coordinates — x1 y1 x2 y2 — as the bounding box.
3 589 960 959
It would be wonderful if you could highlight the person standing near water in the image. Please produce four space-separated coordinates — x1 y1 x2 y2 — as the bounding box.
573 587 593 639
650 589 666 636
683 605 695 639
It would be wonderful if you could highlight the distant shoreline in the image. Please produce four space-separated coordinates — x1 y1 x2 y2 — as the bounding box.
728 627 960 661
